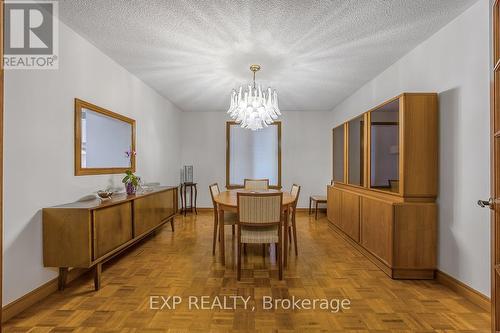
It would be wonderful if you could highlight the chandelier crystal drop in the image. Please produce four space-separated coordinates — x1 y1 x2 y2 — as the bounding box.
227 64 281 131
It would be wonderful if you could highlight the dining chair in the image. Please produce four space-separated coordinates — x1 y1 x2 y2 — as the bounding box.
288 184 301 256
209 183 237 255
244 178 269 190
236 192 283 280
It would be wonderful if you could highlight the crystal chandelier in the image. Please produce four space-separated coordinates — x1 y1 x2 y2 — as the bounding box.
227 64 281 131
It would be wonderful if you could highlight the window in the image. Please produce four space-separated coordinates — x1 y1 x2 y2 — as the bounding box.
226 121 281 189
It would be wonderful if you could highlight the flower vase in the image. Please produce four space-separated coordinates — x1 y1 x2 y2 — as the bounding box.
125 182 137 195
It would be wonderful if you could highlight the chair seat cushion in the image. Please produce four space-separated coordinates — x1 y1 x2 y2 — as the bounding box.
310 195 327 202
240 225 279 244
223 212 238 225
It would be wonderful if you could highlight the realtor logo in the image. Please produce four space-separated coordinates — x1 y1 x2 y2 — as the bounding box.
4 1 58 69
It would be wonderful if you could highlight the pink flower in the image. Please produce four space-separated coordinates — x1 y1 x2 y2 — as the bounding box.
125 150 136 158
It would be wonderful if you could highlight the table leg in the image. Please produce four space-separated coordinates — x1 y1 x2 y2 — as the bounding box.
309 198 312 215
278 223 283 280
219 207 225 265
315 201 319 220
190 185 193 214
212 210 218 255
177 185 184 214
183 185 187 216
58 267 68 291
194 185 198 214
292 211 298 256
94 263 102 290
180 185 186 214
283 208 288 267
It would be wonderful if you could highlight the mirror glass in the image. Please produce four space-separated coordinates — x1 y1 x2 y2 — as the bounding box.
227 122 281 188
370 99 400 193
332 125 344 183
81 109 133 168
348 115 364 186
75 99 135 175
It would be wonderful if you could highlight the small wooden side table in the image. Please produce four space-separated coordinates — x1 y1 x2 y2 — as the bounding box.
309 195 327 220
180 182 197 216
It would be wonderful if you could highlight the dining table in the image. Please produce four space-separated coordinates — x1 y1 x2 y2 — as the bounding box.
213 189 296 266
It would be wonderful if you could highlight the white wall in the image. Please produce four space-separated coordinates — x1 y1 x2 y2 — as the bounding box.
330 0 491 295
3 19 182 305
180 111 332 208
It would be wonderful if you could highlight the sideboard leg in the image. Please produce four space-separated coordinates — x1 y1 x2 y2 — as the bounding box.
58 267 68 291
170 218 175 232
94 263 102 291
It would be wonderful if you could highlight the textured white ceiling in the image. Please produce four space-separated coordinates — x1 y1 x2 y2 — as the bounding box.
58 0 477 112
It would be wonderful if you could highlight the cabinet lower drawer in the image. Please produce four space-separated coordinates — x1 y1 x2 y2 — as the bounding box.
134 189 175 237
93 202 132 260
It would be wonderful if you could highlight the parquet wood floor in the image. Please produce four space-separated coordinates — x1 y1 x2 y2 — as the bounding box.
4 212 490 332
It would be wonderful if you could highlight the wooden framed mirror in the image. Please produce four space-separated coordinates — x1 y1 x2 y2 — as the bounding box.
226 121 282 189
74 98 136 176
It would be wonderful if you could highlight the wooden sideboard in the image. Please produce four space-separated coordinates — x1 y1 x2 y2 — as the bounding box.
43 186 178 290
327 186 437 279
328 93 438 279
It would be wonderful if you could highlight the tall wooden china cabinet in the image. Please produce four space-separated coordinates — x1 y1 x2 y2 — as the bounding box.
328 93 437 279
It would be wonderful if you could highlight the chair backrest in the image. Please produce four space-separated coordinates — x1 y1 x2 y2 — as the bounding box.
208 183 220 208
237 192 283 226
244 178 269 190
290 184 301 208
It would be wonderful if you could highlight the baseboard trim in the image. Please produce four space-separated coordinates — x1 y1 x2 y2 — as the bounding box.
2 267 89 322
178 208 325 213
177 207 326 214
195 207 213 212
435 270 490 312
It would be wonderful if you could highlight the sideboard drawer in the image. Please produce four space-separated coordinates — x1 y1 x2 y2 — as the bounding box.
93 202 133 260
134 189 175 237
